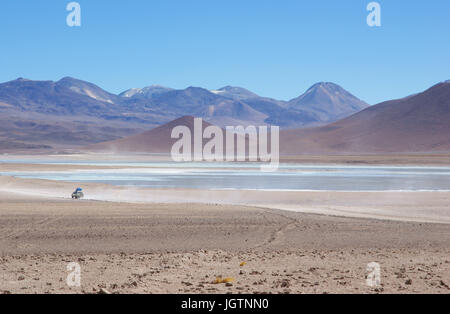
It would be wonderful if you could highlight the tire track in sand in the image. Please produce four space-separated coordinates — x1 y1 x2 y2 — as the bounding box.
253 208 301 248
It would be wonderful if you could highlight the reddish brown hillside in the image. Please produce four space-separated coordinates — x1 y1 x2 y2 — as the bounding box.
280 82 450 154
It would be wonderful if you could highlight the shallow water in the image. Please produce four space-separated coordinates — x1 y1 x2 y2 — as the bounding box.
2 161 450 191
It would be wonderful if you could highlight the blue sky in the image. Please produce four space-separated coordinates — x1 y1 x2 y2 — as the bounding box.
0 0 449 104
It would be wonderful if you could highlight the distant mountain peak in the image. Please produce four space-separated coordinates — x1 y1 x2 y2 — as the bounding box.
210 86 260 100
119 85 173 98
219 85 235 90
306 82 346 93
185 86 204 91
219 86 253 92
55 77 117 104
181 86 213 96
285 82 369 124
58 76 79 82
310 81 338 87
15 77 31 82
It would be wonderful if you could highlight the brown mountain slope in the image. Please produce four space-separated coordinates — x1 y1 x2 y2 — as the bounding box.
280 81 450 154
86 116 214 153
86 116 257 157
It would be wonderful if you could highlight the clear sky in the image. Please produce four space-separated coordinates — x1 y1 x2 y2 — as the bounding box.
0 0 449 104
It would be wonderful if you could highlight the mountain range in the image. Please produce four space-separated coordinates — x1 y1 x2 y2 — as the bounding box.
0 77 368 150
87 81 450 154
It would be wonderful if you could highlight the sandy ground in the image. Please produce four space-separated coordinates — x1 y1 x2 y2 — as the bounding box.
0 190 449 294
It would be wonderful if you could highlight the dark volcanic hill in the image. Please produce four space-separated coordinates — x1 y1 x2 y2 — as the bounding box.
280 81 450 154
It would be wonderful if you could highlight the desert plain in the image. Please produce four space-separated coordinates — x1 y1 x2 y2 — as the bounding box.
0 156 449 294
